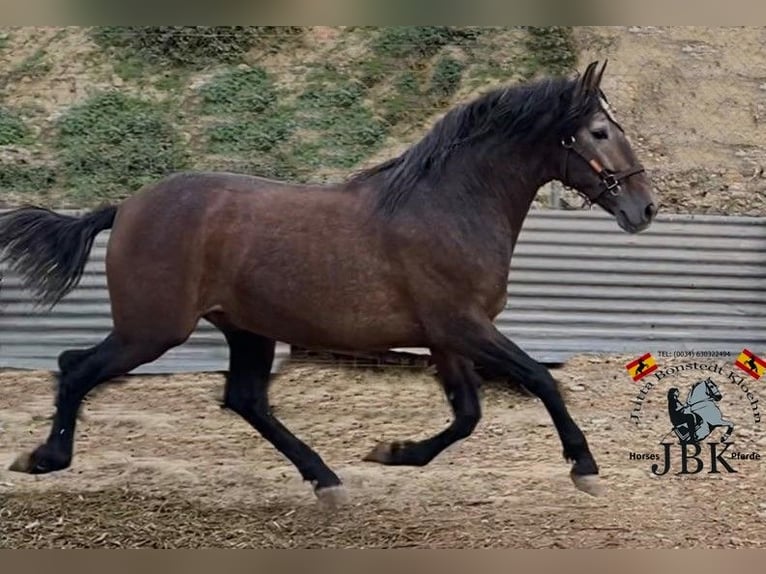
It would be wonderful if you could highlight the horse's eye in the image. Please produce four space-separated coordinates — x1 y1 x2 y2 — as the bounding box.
591 129 609 140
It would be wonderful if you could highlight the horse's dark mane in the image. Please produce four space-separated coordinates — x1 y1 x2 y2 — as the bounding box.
350 74 604 217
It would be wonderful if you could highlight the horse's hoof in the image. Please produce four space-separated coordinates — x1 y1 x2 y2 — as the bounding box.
315 485 350 510
571 473 604 497
362 440 416 465
8 445 70 474
363 442 393 464
8 451 34 473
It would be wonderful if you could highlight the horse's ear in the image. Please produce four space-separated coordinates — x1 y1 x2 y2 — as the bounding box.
594 59 608 90
575 61 600 100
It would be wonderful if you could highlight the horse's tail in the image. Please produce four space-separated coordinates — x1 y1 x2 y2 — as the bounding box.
0 205 117 307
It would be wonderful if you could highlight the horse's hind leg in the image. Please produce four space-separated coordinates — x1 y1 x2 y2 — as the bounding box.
9 331 185 474
218 326 347 508
28 347 101 424
364 350 481 467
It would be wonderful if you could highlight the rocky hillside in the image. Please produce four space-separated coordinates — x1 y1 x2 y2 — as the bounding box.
0 26 764 216
575 26 765 217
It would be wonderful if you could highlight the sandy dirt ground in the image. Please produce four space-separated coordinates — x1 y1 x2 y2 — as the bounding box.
1 355 765 548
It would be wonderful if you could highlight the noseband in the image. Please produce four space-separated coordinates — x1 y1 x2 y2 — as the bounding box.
560 135 645 207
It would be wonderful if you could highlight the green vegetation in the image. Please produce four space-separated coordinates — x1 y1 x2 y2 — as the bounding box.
371 27 482 60
53 91 188 202
16 49 52 79
377 54 466 127
0 26 585 206
199 67 277 115
91 26 303 69
0 164 56 194
379 71 423 125
294 81 387 169
430 55 465 99
207 114 295 155
200 67 296 169
0 108 29 145
1 48 53 86
360 28 474 128
199 62 387 179
523 26 577 76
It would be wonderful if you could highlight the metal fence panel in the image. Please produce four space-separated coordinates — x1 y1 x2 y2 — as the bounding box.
1 209 764 372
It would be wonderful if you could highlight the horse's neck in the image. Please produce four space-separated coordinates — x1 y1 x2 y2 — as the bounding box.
450 141 558 237
688 385 705 404
358 138 557 254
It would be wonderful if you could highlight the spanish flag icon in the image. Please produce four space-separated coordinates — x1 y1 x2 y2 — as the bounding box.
735 349 766 380
625 353 658 382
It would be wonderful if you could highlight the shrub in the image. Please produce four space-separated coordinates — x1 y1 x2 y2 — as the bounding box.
0 108 29 145
380 71 423 125
293 76 388 169
524 27 577 76
372 27 482 60
296 80 366 130
429 55 465 98
0 164 56 194
54 91 188 200
90 26 303 68
207 113 295 154
199 67 277 115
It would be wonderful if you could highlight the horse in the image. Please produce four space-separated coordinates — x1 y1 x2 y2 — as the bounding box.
0 60 657 507
666 387 700 444
683 378 735 443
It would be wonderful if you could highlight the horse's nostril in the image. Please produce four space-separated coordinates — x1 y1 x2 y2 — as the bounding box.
645 203 658 220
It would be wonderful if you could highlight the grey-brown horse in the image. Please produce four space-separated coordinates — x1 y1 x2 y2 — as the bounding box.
0 61 656 506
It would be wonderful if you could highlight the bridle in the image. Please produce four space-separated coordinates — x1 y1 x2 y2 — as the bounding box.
559 134 645 208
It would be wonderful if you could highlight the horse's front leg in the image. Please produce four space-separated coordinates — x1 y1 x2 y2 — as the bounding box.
719 419 735 443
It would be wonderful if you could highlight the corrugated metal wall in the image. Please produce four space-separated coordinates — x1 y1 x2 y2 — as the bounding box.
503 209 766 359
1 209 765 373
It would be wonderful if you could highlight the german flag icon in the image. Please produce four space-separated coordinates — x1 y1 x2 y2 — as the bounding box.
735 349 766 380
625 353 658 382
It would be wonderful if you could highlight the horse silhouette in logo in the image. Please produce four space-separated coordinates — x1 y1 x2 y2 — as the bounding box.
634 358 649 376
665 378 734 444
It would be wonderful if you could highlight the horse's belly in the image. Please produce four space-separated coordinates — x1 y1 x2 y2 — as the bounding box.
219 282 424 351
236 308 424 350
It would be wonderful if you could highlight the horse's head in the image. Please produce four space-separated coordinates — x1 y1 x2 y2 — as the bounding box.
558 61 658 234
690 377 722 403
703 377 723 402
